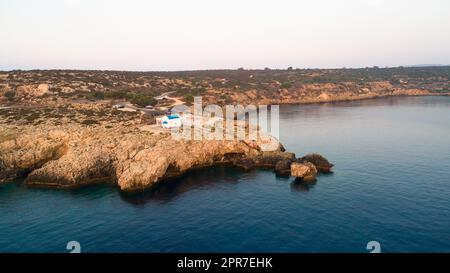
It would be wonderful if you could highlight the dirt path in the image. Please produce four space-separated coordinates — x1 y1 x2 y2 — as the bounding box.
167 96 184 107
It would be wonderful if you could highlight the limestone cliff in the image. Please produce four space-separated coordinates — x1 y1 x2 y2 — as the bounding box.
0 123 312 192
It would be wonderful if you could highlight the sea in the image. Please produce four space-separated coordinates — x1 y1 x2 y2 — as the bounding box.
1 96 449 252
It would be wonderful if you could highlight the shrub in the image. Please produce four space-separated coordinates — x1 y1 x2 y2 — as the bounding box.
105 90 129 100
129 93 157 107
4 91 15 100
184 94 194 103
91 91 105 100
191 87 206 96
81 119 99 126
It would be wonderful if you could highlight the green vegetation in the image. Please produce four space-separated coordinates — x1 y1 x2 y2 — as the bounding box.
91 91 105 100
2 66 449 104
104 90 129 100
191 87 206 96
183 94 194 103
102 89 157 107
128 93 157 107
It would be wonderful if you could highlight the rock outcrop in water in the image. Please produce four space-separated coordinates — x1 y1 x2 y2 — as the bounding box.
274 159 294 176
291 162 318 182
298 153 334 173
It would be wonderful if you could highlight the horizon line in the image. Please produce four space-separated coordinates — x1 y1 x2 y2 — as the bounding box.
1 64 449 73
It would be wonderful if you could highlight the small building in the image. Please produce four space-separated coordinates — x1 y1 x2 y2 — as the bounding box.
156 115 182 129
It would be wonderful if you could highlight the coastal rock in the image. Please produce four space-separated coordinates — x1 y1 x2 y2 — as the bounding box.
274 159 293 176
0 129 68 183
10 123 295 192
25 145 115 188
291 162 317 182
113 138 262 191
253 151 295 169
317 92 331 101
299 153 334 173
0 108 328 192
232 158 255 171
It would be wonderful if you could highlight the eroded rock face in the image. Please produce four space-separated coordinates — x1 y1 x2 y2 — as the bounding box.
0 121 301 192
232 158 255 171
26 145 115 188
113 137 262 191
0 130 68 183
291 162 318 182
275 159 293 176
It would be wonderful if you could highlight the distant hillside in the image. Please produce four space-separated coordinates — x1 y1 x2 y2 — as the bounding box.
1 66 449 106
406 64 445 68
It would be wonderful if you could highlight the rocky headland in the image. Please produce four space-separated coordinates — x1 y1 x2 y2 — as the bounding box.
0 105 333 192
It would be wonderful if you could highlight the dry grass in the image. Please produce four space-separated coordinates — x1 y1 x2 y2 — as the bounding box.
0 130 16 143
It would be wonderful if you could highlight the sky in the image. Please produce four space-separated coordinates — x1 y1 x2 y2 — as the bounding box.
1 0 449 71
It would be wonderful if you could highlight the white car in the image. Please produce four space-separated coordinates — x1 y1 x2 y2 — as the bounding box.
112 104 125 109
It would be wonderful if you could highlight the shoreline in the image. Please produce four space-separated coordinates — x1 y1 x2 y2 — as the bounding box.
2 93 448 192
0 118 333 192
216 92 450 108
271 93 450 107
1 92 449 110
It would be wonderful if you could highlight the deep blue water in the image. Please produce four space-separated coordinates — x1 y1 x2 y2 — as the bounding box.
1 96 450 253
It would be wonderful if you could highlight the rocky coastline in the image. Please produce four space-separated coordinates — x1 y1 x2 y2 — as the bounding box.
0 118 333 192
0 128 333 192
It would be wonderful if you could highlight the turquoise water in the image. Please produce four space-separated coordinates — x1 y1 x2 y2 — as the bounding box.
1 96 450 253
